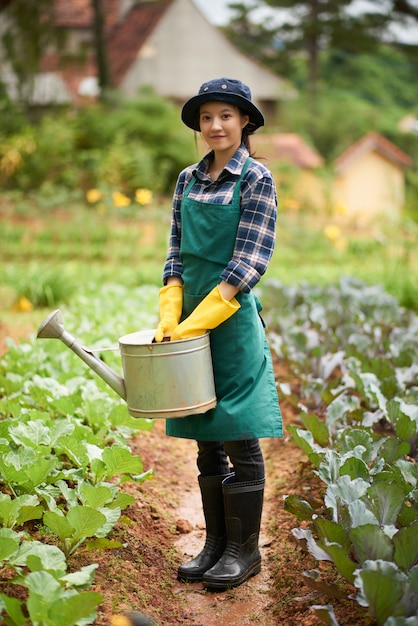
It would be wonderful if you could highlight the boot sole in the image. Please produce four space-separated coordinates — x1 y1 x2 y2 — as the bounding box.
177 571 204 583
203 560 261 590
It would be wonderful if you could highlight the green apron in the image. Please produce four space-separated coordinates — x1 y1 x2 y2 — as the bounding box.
166 159 282 441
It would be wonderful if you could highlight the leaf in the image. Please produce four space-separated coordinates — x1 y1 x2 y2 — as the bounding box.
354 560 408 624
310 604 341 626
340 456 370 482
0 593 27 626
292 527 333 561
66 505 106 542
23 457 59 490
284 495 316 521
300 413 329 447
48 590 102 626
78 483 113 509
367 482 406 526
379 438 411 465
395 460 417 489
108 492 135 511
102 445 143 478
339 429 375 464
314 517 351 551
326 393 361 432
109 405 154 431
349 524 394 564
318 541 357 583
325 476 370 519
13 541 67 574
8 420 51 448
387 400 418 443
0 536 19 562
0 493 40 527
84 537 123 552
61 563 98 588
317 540 357 583
24 569 61 599
383 618 418 625
303 570 347 599
94 506 121 538
287 425 323 467
348 499 380 528
43 511 74 541
393 525 418 572
55 438 89 469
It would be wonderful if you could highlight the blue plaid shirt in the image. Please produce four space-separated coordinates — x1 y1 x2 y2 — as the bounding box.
163 144 278 293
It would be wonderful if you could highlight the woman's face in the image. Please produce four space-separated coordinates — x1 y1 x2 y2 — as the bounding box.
198 101 249 155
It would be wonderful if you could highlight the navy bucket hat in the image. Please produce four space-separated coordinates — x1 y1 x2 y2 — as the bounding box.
181 77 265 133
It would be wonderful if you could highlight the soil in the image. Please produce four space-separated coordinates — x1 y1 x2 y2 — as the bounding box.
0 324 370 626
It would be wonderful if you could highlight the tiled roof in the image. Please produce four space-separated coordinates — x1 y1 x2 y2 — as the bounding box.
253 133 324 169
335 132 412 172
108 1 173 85
50 0 173 87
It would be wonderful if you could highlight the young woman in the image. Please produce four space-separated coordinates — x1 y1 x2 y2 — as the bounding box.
155 77 282 590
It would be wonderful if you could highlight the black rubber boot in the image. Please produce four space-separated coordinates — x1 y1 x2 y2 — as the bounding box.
177 473 231 583
202 475 265 590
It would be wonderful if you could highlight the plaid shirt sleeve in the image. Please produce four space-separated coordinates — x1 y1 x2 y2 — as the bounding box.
162 150 277 293
220 163 277 292
162 168 189 282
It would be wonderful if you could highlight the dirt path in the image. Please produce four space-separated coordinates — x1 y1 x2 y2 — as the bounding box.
171 435 279 625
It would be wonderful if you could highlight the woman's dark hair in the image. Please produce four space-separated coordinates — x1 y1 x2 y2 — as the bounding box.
242 125 254 156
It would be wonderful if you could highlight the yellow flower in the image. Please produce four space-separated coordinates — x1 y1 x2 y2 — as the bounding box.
112 191 131 207
14 295 33 312
86 188 102 203
334 203 347 216
284 198 300 211
324 225 342 241
135 188 153 206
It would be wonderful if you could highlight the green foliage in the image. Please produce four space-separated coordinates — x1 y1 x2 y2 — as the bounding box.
324 46 418 110
0 284 159 623
11 264 77 308
265 278 418 624
279 88 385 160
0 88 196 195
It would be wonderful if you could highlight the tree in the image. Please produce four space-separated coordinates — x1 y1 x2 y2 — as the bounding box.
0 0 59 108
241 0 392 92
0 0 111 108
91 0 111 98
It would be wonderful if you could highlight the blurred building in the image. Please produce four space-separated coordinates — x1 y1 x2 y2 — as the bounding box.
0 0 296 115
251 133 325 212
332 132 412 223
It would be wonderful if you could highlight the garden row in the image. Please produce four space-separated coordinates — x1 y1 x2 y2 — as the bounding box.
0 285 159 625
264 277 418 625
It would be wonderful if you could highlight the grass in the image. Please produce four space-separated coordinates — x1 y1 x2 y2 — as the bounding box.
1 196 417 320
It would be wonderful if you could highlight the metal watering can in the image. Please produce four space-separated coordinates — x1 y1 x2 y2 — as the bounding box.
36 310 217 419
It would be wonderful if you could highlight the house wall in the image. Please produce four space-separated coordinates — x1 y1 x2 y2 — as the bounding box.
120 0 290 106
332 151 404 222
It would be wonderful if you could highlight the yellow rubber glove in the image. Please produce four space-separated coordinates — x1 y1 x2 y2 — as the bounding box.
154 283 183 342
171 285 240 341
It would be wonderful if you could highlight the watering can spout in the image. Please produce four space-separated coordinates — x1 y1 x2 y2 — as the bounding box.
37 310 126 401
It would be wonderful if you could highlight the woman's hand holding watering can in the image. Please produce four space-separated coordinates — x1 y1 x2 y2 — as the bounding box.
154 283 183 342
170 285 240 341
